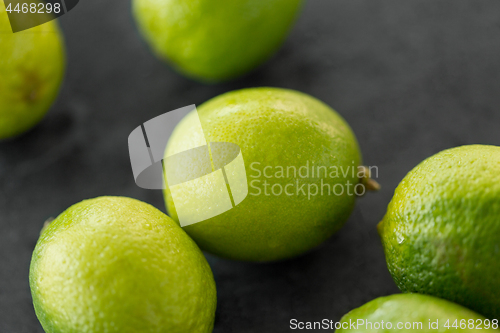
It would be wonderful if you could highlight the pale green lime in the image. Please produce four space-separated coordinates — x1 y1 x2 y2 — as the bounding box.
0 2 65 139
379 145 500 319
30 197 216 333
337 294 498 332
164 87 367 261
132 0 303 82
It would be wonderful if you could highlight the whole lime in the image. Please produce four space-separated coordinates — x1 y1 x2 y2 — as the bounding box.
378 145 500 319
0 3 65 139
163 87 373 261
132 0 303 82
30 197 216 333
337 293 498 332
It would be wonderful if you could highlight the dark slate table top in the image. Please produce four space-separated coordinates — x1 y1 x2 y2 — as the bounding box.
1 0 500 332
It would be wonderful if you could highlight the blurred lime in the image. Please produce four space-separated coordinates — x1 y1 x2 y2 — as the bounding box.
379 145 500 319
337 293 498 332
132 0 303 82
164 87 374 261
0 3 65 139
30 196 216 333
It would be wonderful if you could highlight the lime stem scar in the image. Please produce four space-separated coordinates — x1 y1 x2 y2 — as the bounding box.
358 165 381 194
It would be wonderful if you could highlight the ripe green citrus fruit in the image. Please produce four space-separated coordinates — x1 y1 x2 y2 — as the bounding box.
132 0 303 82
337 293 498 332
30 197 216 333
378 145 500 319
0 3 65 139
163 87 373 261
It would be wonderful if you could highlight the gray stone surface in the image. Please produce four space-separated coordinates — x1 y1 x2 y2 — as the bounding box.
1 0 499 331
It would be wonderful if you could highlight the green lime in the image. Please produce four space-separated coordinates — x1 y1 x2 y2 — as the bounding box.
30 197 216 333
337 293 498 332
132 0 303 82
378 145 500 319
163 87 377 261
0 3 65 139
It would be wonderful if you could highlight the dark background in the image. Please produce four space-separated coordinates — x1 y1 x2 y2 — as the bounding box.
1 0 500 332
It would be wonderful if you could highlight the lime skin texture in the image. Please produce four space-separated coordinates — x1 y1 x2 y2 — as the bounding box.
0 3 65 139
132 0 303 82
337 293 498 332
164 87 362 262
378 145 500 319
29 197 217 333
